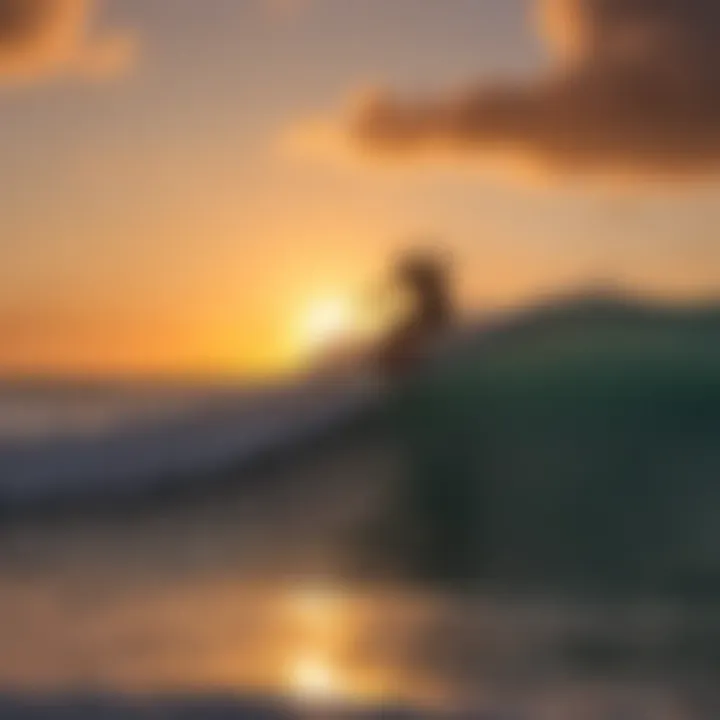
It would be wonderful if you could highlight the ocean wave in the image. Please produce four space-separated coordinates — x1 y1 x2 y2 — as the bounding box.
0 376 377 507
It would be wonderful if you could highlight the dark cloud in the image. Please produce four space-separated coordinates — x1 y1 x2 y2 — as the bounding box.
0 0 135 83
348 0 720 176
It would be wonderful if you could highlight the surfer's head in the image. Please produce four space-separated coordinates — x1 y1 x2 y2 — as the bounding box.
395 250 447 292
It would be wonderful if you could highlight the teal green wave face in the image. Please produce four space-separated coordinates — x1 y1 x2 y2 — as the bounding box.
364 298 720 596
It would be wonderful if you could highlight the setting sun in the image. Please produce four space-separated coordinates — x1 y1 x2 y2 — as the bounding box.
301 297 355 353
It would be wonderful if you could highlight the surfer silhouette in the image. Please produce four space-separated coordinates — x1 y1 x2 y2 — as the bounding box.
358 248 483 586
377 250 454 379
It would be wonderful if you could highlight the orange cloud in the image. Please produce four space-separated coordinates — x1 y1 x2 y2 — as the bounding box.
326 0 720 177
0 0 136 84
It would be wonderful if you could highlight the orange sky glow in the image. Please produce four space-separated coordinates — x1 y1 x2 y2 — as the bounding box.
2 0 720 376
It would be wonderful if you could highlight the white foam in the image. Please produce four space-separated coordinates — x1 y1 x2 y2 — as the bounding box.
0 376 376 506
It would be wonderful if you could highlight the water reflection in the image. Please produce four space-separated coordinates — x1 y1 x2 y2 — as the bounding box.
0 424 716 718
1 566 717 717
286 587 348 703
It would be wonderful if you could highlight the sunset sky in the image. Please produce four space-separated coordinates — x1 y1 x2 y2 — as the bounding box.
3 0 720 375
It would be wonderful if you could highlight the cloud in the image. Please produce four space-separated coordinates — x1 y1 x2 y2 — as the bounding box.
337 0 720 177
0 0 136 85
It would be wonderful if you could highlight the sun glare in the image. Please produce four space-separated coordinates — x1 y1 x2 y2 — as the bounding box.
301 297 354 352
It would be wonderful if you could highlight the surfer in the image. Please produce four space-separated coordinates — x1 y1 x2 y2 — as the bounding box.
360 248 485 586
376 249 454 380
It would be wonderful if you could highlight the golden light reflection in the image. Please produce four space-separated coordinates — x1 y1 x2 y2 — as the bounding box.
281 587 411 707
290 654 342 702
285 585 349 704
292 586 339 624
